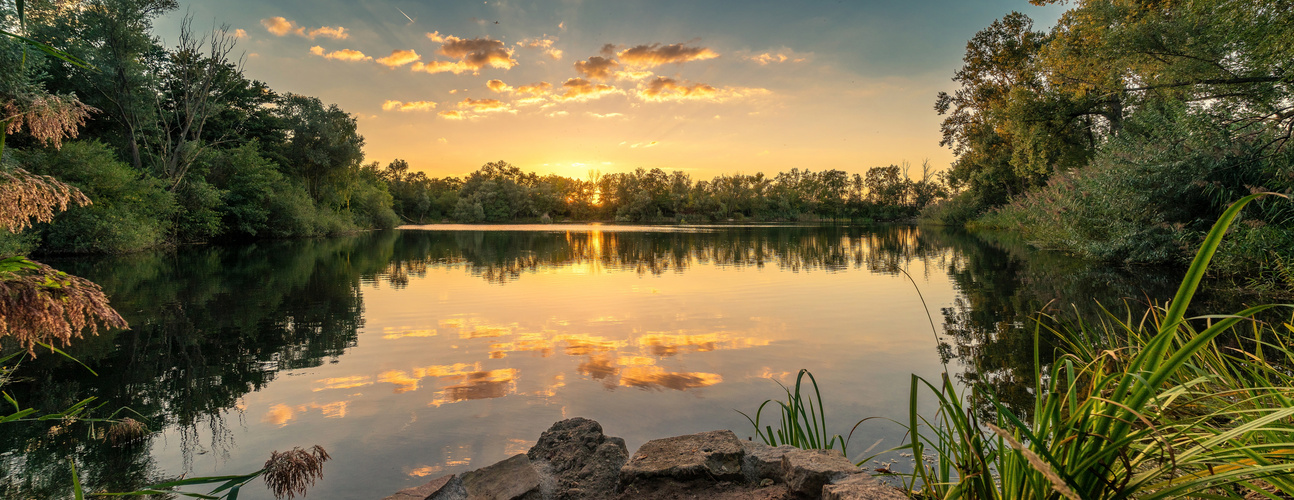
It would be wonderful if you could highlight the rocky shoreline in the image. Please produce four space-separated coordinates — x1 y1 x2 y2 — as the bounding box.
381 418 906 500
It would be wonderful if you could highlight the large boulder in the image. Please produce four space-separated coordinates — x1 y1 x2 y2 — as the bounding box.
620 430 745 486
740 440 798 484
781 449 862 497
822 473 908 500
381 474 466 500
460 454 541 500
526 417 630 499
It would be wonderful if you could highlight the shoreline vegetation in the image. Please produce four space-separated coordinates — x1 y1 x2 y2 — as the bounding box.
2 0 1294 498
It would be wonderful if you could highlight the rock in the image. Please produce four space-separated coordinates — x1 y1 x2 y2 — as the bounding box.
822 473 908 500
527 417 630 499
740 440 798 484
781 449 862 497
620 430 745 486
381 474 466 500
460 454 541 500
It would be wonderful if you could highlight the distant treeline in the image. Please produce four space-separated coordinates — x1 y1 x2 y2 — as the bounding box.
926 0 1294 283
382 160 951 224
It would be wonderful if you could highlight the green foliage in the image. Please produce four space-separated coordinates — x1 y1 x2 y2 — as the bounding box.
740 369 859 457
20 141 175 253
901 194 1294 499
973 101 1294 266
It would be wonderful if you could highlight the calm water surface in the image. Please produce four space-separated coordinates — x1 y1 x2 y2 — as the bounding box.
1 225 1190 498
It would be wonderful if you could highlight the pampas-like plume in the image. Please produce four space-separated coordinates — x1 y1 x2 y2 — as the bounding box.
0 260 127 354
105 417 149 445
0 167 91 232
2 94 96 149
263 445 331 499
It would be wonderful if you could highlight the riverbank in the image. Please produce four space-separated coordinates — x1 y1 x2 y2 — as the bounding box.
382 418 904 500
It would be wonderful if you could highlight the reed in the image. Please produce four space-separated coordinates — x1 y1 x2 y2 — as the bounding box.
739 368 860 457
899 192 1294 499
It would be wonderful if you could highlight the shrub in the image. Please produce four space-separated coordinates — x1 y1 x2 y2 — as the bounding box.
19 141 175 253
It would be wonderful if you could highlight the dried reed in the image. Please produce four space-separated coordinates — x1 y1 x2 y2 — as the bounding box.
0 167 91 232
263 445 332 499
0 260 127 354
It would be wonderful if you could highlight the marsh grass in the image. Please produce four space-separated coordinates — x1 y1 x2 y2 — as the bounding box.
739 368 864 457
899 192 1294 499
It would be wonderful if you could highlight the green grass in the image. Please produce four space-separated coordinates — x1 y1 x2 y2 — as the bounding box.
899 192 1294 499
738 368 863 457
747 193 1294 499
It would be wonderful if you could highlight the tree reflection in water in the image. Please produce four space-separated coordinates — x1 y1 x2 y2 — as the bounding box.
0 225 1198 498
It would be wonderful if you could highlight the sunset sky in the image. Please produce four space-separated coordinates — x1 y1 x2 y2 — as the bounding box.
157 1 1064 180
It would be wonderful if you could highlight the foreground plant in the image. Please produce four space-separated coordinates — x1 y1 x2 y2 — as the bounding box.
902 193 1294 499
740 368 861 457
100 445 332 500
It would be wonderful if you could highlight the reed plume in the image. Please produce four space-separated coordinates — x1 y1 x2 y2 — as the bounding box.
2 93 96 149
0 167 91 232
263 445 331 499
0 259 127 354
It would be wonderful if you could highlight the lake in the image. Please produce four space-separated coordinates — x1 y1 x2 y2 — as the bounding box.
0 224 1193 498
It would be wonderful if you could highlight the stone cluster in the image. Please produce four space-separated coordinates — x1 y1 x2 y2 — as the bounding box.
380 418 906 500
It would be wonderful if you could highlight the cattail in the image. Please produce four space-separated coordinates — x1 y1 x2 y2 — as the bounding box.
2 93 97 150
0 168 91 233
263 445 331 499
105 417 149 445
0 259 127 354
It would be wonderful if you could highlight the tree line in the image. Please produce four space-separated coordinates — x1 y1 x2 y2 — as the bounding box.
927 0 1294 277
382 159 951 225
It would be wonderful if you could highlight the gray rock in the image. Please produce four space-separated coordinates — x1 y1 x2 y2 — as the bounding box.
822 473 908 500
620 430 745 486
527 417 630 499
781 449 862 497
460 454 541 500
740 440 798 484
381 474 466 500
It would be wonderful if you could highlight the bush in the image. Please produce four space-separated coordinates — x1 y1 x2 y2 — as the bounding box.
971 101 1294 266
19 142 175 253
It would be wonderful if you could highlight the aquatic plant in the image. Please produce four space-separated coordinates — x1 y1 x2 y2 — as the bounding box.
739 368 862 457
900 192 1294 499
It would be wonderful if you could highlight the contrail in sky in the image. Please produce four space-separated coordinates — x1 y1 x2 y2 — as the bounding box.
397 7 415 24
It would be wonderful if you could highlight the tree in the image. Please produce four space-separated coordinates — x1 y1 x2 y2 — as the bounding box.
936 12 1050 205
270 94 365 201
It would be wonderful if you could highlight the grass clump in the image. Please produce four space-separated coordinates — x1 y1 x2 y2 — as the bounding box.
739 368 861 458
900 192 1294 499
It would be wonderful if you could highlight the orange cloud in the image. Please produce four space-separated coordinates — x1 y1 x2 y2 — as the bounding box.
233 28 248 39
560 78 620 101
588 112 625 119
749 50 808 65
438 110 466 120
420 31 517 74
309 46 371 62
260 17 349 39
382 100 437 112
458 97 511 113
617 43 719 68
637 77 769 102
307 26 348 40
574 56 619 80
261 17 294 36
516 82 553 96
378 49 421 68
486 79 513 93
519 36 563 60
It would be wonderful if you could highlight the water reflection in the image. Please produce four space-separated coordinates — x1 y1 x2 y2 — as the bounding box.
0 225 1196 499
